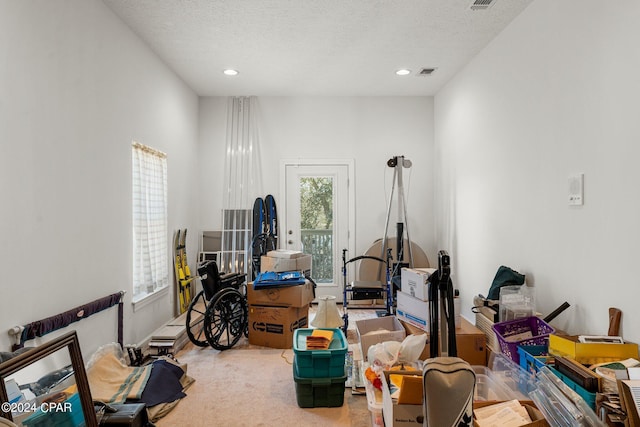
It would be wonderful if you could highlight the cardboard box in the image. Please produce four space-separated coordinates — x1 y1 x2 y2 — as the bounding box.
248 305 308 349
266 249 306 259
396 291 430 331
400 267 436 301
356 316 406 361
549 334 639 365
400 317 487 366
247 280 314 307
396 291 460 332
261 253 312 275
473 400 550 427
381 370 424 427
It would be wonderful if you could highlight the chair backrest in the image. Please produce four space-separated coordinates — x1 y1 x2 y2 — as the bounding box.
198 261 222 300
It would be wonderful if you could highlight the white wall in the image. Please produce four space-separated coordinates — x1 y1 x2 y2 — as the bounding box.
199 97 436 262
0 0 200 355
435 0 640 342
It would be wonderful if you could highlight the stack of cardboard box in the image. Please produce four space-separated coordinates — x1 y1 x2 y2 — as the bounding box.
247 251 314 349
397 267 463 330
260 250 312 277
397 267 486 366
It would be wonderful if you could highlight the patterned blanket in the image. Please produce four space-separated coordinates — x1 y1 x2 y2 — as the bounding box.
86 352 152 404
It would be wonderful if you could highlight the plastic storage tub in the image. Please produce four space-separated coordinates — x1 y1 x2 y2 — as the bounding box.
364 372 384 427
472 366 520 401
22 392 84 427
492 317 555 364
516 346 596 409
548 366 596 410
517 344 552 374
489 352 537 399
293 364 347 408
293 328 348 378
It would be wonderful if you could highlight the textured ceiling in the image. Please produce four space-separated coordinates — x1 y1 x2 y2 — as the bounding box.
102 0 533 96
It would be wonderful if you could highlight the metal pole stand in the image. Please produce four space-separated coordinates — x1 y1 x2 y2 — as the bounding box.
379 155 415 310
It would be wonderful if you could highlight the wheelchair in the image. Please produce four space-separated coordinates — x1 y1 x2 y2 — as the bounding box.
185 260 248 350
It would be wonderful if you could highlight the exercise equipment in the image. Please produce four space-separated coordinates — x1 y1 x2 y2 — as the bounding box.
251 197 266 279
264 194 278 251
251 195 279 279
381 155 415 280
173 229 194 315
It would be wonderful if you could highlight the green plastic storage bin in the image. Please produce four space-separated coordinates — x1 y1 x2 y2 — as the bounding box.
22 392 86 427
293 364 346 408
549 366 596 410
293 328 347 378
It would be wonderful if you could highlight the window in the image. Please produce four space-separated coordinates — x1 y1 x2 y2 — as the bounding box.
300 177 334 283
132 142 168 303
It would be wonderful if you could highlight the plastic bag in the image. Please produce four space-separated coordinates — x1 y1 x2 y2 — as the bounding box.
85 342 127 370
368 341 402 369
367 334 428 368
397 334 427 364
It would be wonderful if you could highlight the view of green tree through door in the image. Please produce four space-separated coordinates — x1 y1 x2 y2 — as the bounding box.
283 161 353 300
300 177 333 283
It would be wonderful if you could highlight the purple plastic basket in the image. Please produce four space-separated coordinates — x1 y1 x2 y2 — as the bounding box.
492 316 555 364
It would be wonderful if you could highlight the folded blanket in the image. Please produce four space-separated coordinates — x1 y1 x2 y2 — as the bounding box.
86 352 152 404
141 356 195 423
135 359 186 406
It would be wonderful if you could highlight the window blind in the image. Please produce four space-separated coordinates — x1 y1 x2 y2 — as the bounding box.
132 142 168 300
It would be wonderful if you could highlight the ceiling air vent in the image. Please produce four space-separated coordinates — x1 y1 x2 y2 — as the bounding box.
418 68 436 76
469 0 496 11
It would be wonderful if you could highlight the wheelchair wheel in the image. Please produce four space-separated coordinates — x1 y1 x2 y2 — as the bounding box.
203 288 248 350
185 290 210 347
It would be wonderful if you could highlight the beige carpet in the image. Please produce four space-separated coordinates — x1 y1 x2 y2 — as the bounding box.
155 308 378 427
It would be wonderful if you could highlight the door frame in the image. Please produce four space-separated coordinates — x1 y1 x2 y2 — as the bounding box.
279 158 356 295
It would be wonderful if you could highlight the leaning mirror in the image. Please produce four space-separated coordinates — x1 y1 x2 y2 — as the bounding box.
0 331 97 427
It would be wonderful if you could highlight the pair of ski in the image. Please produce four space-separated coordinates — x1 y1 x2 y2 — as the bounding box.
251 195 278 279
173 228 194 315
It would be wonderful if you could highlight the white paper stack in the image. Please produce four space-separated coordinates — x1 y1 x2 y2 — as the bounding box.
474 400 532 427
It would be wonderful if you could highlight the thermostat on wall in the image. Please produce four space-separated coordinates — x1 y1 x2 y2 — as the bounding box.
568 173 584 206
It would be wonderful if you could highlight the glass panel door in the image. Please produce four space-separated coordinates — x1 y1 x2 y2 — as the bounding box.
283 162 352 300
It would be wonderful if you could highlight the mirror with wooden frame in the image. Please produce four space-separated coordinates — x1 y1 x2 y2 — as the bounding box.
0 331 97 427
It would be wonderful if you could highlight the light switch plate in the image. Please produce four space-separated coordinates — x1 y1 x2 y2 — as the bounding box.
568 174 584 206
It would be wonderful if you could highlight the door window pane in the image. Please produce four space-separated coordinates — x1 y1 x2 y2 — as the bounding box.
300 177 333 283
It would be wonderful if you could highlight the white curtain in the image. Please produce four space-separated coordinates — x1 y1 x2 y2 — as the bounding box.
221 96 263 274
132 142 168 299
223 96 263 208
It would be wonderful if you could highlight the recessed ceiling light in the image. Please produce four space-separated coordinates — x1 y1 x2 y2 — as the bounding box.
395 69 411 76
223 69 239 76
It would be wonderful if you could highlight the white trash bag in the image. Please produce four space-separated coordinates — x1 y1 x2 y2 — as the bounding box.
397 333 427 365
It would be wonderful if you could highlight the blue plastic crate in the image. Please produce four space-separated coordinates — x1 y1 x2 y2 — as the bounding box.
517 345 552 374
293 328 347 378
517 345 596 409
